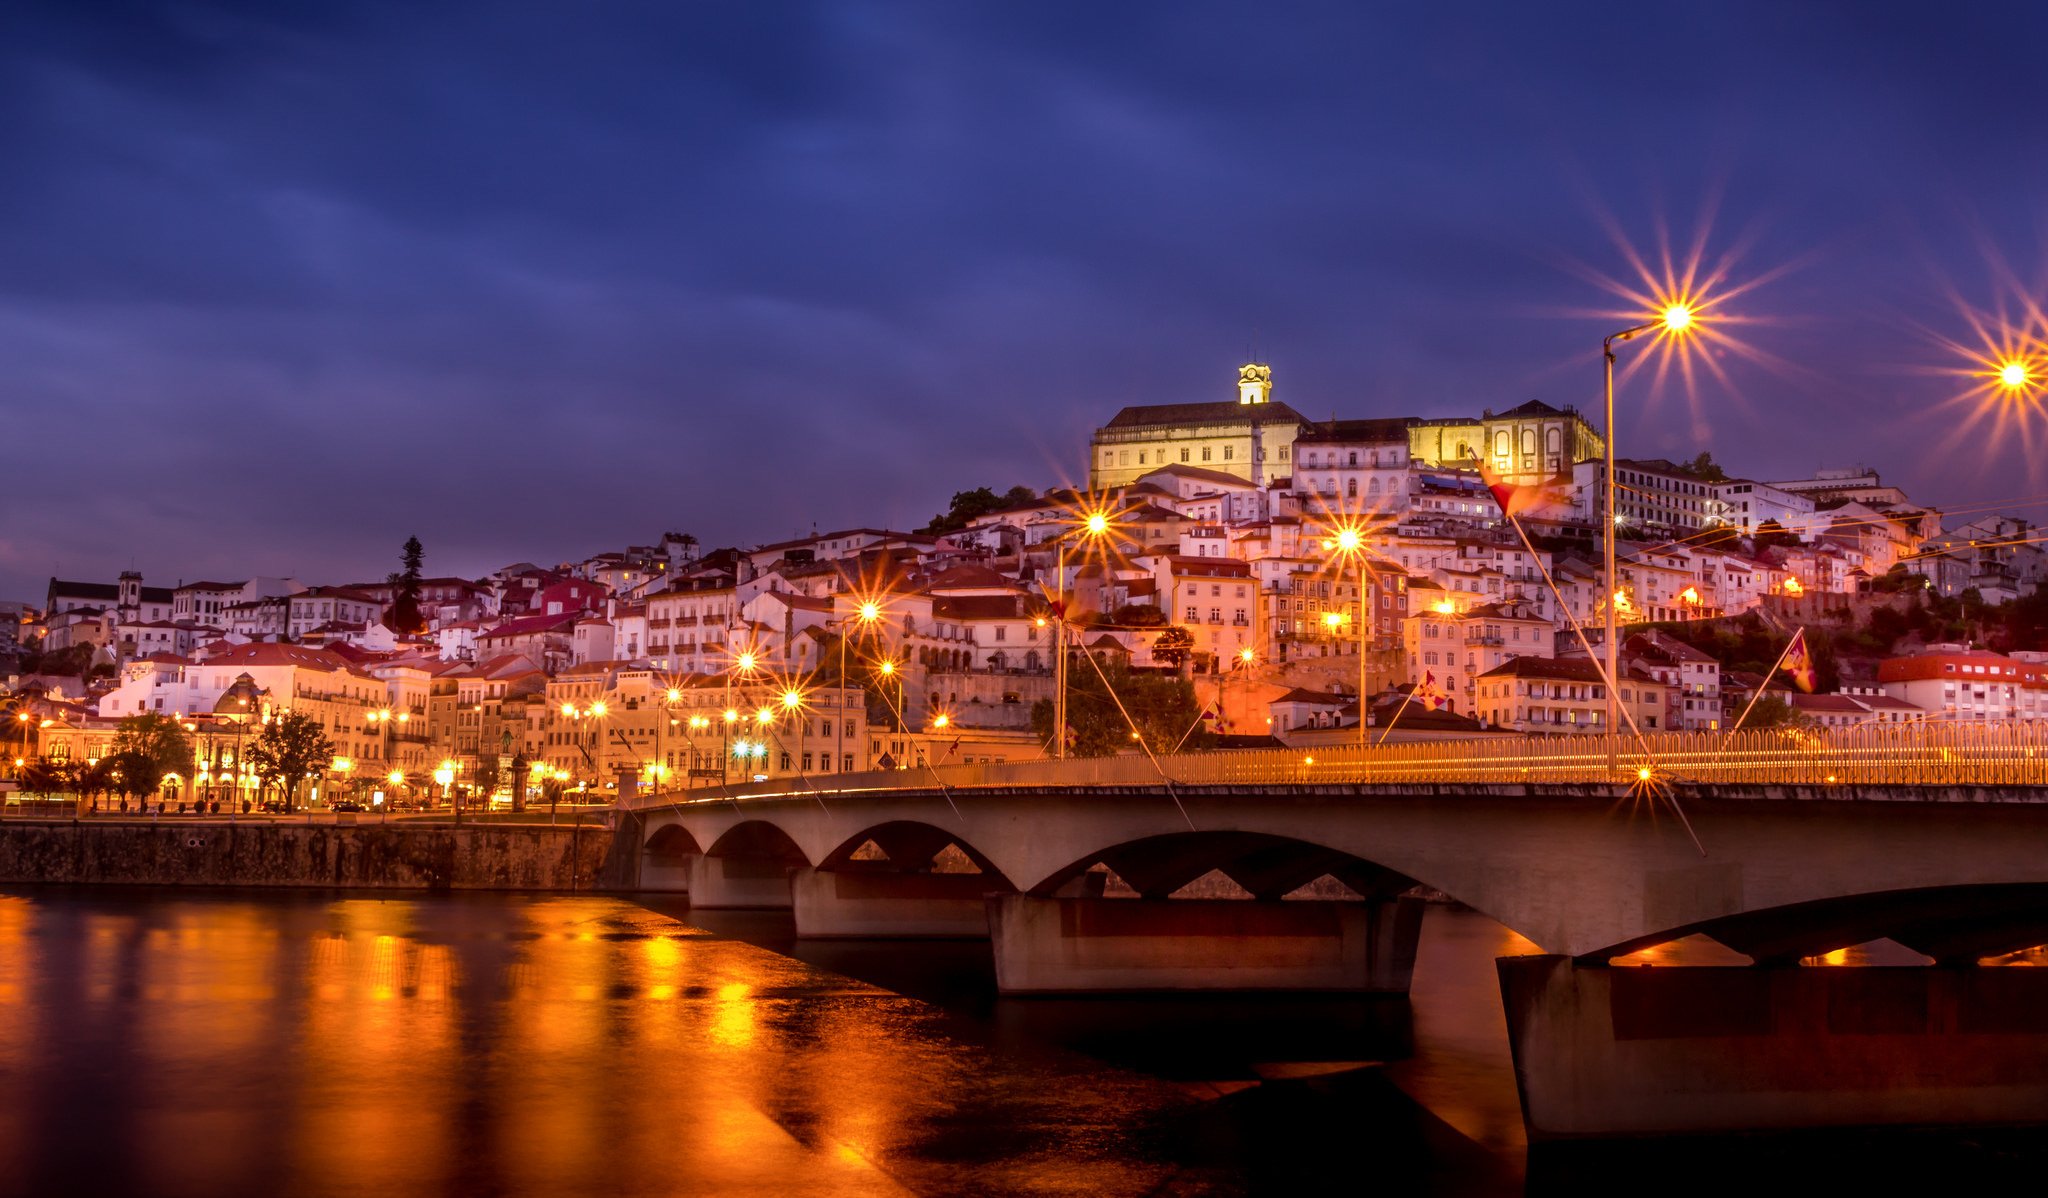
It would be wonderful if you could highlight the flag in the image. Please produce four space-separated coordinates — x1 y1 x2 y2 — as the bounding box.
1471 453 1544 520
1783 628 1816 693
1199 708 1217 722
1415 671 1447 712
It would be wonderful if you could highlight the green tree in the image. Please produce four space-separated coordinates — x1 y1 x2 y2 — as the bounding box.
1682 452 1729 483
17 760 69 796
110 714 194 800
1030 658 1211 757
1752 519 1798 553
472 754 502 805
246 712 336 812
74 758 118 807
1109 604 1169 628
19 643 94 677
1149 626 1196 671
386 535 428 634
1735 695 1809 730
922 486 1037 534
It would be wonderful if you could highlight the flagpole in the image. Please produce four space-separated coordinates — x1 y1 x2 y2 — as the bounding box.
1731 632 1801 732
1374 684 1419 747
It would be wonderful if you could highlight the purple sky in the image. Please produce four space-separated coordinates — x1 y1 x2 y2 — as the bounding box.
6 1 2048 599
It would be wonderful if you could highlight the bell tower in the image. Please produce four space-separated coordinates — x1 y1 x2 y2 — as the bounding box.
1237 362 1272 405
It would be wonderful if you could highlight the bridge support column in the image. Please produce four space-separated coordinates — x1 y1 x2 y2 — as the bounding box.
685 855 795 909
639 851 696 894
1499 955 2048 1140
987 894 1422 995
791 868 1001 939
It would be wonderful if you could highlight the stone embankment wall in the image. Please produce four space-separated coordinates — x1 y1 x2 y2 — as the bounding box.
0 820 615 890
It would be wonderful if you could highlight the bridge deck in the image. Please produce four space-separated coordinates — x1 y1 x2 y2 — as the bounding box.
621 725 2048 810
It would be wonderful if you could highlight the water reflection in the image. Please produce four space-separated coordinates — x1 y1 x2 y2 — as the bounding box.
0 889 1234 1197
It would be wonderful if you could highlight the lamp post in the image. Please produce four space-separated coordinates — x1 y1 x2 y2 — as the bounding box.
838 600 883 779
1052 508 1115 759
1603 302 1695 767
434 758 458 823
1320 525 1373 748
1232 646 1256 735
657 687 682 794
722 650 759 786
780 686 805 778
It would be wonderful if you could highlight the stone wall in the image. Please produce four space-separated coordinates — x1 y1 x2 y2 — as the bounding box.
0 820 613 890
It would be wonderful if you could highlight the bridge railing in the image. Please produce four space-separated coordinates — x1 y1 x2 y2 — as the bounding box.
634 722 2048 806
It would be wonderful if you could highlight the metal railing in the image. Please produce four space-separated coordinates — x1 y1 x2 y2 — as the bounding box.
628 723 2048 807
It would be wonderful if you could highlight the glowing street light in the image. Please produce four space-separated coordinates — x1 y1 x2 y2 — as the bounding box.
1050 502 1122 759
1998 357 2034 392
1601 295 1707 766
1319 517 1376 747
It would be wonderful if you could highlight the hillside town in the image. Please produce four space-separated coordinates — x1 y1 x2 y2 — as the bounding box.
4 363 2041 810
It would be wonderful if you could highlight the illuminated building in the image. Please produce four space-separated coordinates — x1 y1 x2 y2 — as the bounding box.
1088 363 1305 490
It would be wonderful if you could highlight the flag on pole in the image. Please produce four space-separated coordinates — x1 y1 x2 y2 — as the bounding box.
1415 671 1447 712
1471 453 1544 519
1783 628 1816 692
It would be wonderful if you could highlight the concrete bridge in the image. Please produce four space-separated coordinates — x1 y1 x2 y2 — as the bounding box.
616 726 2048 1138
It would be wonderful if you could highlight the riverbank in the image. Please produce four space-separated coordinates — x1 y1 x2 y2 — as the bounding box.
0 818 614 890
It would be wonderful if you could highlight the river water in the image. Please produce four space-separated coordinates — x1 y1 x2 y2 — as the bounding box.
0 889 2043 1197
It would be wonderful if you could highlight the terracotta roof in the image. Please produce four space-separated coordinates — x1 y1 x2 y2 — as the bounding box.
479 612 580 640
923 564 1019 592
1101 400 1306 430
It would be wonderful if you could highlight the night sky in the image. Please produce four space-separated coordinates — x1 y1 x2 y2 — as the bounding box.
7 1 2048 598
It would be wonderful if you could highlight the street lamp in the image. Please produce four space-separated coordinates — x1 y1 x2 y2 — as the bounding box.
1231 646 1256 736
1050 504 1119 759
1320 522 1374 748
836 596 887 779
1603 301 1698 764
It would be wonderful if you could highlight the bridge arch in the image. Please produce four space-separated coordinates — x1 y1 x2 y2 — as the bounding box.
1029 831 1421 902
706 820 811 866
817 820 1016 891
1596 882 2048 966
643 824 704 859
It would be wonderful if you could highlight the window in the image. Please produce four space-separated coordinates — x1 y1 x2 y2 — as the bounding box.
1202 447 1212 461
1223 446 1233 461
1181 448 1191 462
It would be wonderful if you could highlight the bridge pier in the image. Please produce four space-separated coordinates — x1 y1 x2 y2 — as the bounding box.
1499 955 2048 1139
684 854 795 909
640 851 695 894
790 867 1001 939
987 894 1422 995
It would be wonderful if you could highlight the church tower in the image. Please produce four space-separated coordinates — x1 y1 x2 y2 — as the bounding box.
1237 362 1273 405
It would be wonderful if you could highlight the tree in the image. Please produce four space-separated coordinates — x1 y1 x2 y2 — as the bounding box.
17 760 69 796
19 643 94 677
1030 658 1211 757
923 486 1037 534
106 749 164 803
74 758 118 807
1108 604 1169 628
110 714 194 801
472 754 502 805
1752 519 1798 553
1149 626 1196 671
1681 452 1729 483
387 535 428 634
1735 695 1809 730
246 712 336 812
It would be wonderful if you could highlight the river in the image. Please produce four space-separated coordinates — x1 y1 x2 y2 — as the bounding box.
0 888 2043 1196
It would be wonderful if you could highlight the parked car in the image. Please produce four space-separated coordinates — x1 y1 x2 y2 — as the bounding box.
332 800 365 813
